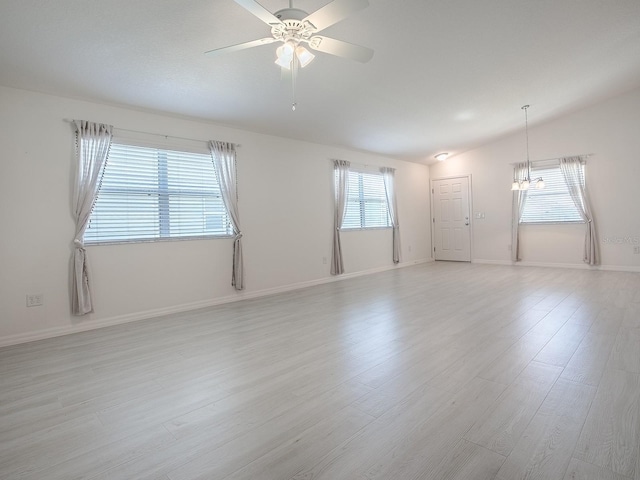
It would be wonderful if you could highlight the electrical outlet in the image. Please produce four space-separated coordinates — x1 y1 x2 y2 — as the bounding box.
634 246 640 255
26 294 43 307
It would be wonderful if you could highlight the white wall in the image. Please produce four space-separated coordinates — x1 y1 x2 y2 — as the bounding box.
430 87 640 270
0 86 431 345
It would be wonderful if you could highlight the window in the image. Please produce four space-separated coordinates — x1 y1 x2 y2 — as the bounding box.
84 143 232 244
520 163 584 224
341 170 390 229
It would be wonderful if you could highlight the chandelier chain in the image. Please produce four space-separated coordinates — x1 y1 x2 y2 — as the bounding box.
522 104 530 180
512 104 544 191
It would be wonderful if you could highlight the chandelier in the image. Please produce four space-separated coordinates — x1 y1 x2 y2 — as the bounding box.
511 105 544 190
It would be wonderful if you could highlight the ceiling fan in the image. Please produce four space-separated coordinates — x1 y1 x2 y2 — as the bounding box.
205 0 374 108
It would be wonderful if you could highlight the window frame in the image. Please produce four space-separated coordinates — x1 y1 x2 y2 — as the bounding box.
519 161 586 225
340 168 391 231
84 140 234 246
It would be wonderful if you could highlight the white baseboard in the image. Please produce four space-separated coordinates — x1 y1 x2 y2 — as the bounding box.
595 264 640 272
235 258 431 301
0 258 431 348
472 258 640 272
517 261 596 270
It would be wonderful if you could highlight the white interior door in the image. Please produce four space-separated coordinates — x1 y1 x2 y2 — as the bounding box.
432 177 471 261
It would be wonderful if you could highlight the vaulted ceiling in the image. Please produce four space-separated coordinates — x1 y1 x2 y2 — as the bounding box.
1 0 639 163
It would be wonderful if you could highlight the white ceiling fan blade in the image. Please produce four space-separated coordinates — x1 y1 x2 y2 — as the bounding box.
303 0 369 32
308 36 373 63
205 37 278 56
234 0 284 26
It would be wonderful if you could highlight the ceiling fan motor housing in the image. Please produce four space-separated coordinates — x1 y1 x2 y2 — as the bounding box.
271 10 316 43
274 8 308 21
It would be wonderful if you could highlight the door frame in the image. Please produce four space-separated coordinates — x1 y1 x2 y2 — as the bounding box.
430 174 474 261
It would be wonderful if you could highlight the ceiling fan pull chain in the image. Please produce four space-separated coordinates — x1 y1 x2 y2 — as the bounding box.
291 54 298 111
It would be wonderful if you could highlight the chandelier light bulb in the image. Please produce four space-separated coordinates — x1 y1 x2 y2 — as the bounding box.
511 181 520 191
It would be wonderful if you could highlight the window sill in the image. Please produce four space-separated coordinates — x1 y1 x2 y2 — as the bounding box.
520 221 585 226
84 234 235 246
340 226 392 232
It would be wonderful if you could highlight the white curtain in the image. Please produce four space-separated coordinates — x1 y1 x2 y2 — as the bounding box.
331 160 350 275
72 120 113 315
511 162 528 262
560 156 598 265
380 167 401 264
209 141 244 290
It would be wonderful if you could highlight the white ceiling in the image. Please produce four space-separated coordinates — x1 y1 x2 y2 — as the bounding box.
1 0 639 163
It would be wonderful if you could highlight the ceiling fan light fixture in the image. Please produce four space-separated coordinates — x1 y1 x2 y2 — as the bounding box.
275 54 292 69
295 45 315 67
275 43 294 69
281 41 296 56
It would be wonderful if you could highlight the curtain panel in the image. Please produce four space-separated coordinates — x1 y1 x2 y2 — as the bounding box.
380 167 401 264
209 141 244 290
560 156 599 265
71 120 113 315
511 162 528 262
331 160 350 275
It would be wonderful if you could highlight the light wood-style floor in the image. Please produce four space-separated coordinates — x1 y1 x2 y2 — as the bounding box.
1 262 639 480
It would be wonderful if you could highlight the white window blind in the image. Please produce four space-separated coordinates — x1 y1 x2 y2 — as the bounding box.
341 170 390 229
84 143 232 244
520 164 585 224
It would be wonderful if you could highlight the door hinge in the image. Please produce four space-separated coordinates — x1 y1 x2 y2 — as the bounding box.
433 218 435 223
434 247 436 252
431 188 434 194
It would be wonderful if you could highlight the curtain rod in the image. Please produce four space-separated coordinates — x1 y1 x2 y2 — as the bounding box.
509 153 592 166
334 158 392 171
63 118 241 147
